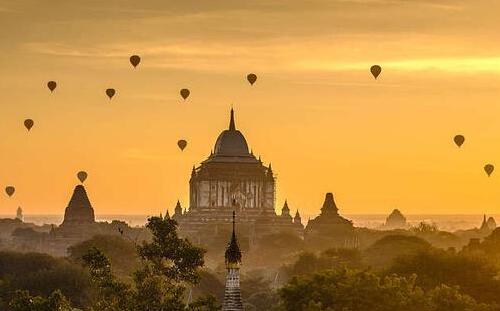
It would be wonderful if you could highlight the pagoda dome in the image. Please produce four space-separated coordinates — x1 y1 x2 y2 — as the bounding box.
214 109 250 157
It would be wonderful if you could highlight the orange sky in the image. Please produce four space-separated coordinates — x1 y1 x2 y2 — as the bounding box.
1 0 500 216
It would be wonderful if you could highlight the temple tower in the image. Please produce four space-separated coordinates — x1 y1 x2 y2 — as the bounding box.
62 185 95 226
222 211 244 311
16 207 23 222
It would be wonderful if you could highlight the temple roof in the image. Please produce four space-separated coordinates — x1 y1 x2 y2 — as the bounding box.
321 193 339 215
225 211 242 266
305 193 353 231
203 109 259 164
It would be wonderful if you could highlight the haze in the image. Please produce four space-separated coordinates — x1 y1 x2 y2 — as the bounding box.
1 0 500 215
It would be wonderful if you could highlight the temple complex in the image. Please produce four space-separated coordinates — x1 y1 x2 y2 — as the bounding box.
176 109 303 241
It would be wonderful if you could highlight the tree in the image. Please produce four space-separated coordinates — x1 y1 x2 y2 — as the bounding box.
363 235 432 268
81 216 217 311
279 268 495 311
82 247 133 311
68 234 140 280
284 248 362 280
7 290 73 311
389 248 500 304
0 252 91 308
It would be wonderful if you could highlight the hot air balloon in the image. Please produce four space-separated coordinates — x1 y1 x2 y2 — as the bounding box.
180 89 190 100
47 81 57 92
106 88 116 99
247 73 257 85
130 55 141 68
454 135 465 148
484 164 494 177
77 171 88 183
177 139 187 151
5 186 15 197
370 65 382 79
24 119 34 131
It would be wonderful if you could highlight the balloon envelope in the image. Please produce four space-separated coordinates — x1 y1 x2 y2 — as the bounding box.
177 139 187 151
370 65 382 79
24 119 34 131
454 135 465 147
77 171 88 183
5 186 15 197
180 89 190 100
106 88 116 99
130 55 141 68
484 164 495 177
247 73 257 85
47 81 57 92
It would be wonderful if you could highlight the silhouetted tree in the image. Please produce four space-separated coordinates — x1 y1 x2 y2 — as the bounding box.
279 269 495 311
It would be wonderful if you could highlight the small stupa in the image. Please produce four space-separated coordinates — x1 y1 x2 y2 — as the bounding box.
384 209 408 229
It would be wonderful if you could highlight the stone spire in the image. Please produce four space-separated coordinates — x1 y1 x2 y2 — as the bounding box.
229 108 236 131
282 200 290 217
481 214 488 230
281 200 292 223
294 210 302 224
320 192 339 215
173 200 183 220
267 163 274 180
62 185 95 226
222 211 243 311
16 207 23 222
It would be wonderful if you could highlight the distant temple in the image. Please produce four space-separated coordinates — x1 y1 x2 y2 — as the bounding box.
61 185 95 226
15 207 23 222
383 209 408 230
305 193 355 247
176 109 303 241
222 211 244 311
480 214 497 231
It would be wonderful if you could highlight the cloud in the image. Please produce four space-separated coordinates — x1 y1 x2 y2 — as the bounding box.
296 56 500 73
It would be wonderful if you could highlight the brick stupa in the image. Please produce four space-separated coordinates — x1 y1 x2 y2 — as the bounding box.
62 185 95 226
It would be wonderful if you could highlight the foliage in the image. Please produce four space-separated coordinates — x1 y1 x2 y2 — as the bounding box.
7 290 73 311
284 248 362 279
80 216 216 311
279 268 495 311
82 247 133 310
389 248 500 304
363 234 432 268
248 231 304 267
0 251 91 308
242 276 279 310
68 234 140 280
137 216 205 284
412 222 439 233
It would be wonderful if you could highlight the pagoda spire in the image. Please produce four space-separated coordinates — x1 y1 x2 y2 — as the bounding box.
229 108 236 131
222 211 243 311
320 192 339 215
